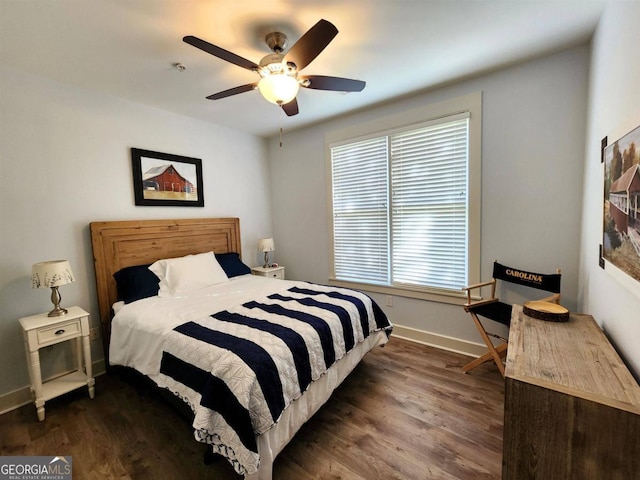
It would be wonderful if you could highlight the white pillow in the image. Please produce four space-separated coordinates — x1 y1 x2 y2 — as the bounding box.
149 251 229 297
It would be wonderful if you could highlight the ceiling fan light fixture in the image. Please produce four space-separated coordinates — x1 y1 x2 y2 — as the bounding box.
184 19 363 116
258 74 299 105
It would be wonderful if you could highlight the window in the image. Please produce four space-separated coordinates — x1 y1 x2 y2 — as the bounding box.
331 137 390 284
327 93 481 302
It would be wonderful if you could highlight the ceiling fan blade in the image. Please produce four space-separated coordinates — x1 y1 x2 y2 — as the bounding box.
183 35 259 71
206 83 258 100
300 75 366 92
284 19 338 71
281 98 299 116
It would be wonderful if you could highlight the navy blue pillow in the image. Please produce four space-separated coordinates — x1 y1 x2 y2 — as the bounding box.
113 264 160 304
215 252 251 278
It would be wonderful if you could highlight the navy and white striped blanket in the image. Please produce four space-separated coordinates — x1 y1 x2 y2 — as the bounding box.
154 282 391 476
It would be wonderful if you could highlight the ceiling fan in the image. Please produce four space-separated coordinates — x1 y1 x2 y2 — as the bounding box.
183 19 366 117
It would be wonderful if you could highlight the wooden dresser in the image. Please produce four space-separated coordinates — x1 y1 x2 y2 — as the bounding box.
503 305 640 479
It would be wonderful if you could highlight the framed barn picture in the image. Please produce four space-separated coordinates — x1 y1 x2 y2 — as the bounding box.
601 123 640 298
131 148 204 207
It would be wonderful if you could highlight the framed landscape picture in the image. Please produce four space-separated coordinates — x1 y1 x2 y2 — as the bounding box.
602 123 640 296
131 148 204 207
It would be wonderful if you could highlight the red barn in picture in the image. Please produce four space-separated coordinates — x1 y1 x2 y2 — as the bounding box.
609 163 640 256
142 164 196 194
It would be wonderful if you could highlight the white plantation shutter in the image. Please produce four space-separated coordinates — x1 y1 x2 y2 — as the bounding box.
391 116 469 290
331 137 390 284
330 112 470 293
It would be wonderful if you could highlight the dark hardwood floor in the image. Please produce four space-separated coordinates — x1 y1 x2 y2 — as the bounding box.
0 337 504 479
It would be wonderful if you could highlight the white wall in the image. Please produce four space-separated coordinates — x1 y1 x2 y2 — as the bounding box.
579 2 640 376
0 67 270 397
268 45 590 348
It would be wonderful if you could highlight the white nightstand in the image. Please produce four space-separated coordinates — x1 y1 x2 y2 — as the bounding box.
19 306 95 421
251 266 285 280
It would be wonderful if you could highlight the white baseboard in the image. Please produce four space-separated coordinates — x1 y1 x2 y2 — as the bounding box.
0 359 106 416
390 324 486 358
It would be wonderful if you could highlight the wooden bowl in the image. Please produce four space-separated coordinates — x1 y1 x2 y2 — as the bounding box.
523 301 570 322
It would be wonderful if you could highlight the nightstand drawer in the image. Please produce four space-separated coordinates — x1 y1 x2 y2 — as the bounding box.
267 270 285 279
37 319 81 346
251 266 285 280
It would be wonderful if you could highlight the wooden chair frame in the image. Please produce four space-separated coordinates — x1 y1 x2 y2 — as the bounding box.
462 265 561 377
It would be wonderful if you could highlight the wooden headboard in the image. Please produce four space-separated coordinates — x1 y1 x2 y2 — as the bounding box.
90 217 241 361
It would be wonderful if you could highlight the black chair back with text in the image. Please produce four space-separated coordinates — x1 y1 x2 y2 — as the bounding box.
492 262 561 296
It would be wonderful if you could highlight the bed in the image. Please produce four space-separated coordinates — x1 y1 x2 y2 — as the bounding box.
90 218 392 480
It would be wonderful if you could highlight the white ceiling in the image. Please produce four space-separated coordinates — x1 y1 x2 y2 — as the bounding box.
1 0 605 138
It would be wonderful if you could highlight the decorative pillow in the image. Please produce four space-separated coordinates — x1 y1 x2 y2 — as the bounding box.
215 252 251 278
113 264 160 304
149 251 229 297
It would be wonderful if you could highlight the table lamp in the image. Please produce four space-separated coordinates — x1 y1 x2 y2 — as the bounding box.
32 260 75 316
257 238 275 268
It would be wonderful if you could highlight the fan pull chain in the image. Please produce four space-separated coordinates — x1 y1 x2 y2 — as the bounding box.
279 127 284 148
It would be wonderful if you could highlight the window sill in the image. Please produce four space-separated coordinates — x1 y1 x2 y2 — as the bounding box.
328 278 471 306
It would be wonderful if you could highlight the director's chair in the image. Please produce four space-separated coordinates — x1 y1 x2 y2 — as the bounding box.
461 261 561 377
